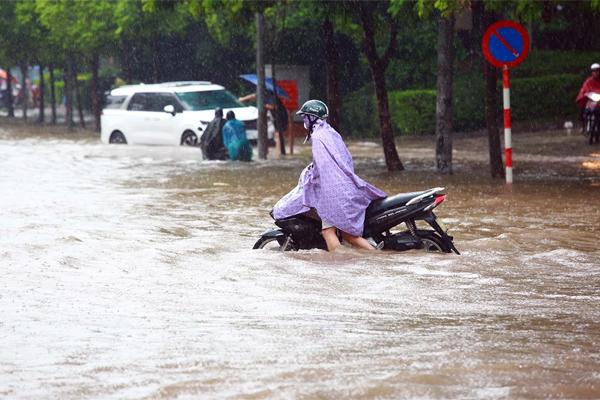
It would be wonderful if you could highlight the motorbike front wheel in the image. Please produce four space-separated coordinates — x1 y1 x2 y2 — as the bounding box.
420 235 445 252
253 235 295 251
384 230 452 253
419 231 453 253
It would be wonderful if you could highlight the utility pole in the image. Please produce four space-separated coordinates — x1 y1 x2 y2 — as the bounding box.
256 12 268 159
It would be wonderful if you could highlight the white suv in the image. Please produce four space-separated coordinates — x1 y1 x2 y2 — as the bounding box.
100 81 272 146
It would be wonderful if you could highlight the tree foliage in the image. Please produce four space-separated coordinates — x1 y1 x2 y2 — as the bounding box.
0 0 598 141
115 0 189 41
34 0 116 61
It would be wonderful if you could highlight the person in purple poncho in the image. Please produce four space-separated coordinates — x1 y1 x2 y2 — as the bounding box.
272 100 387 251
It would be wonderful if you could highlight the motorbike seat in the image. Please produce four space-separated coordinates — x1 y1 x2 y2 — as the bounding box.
366 190 431 218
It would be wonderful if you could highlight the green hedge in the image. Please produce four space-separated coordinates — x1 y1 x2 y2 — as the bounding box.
341 73 584 137
340 87 436 137
453 75 485 131
388 89 436 135
510 73 581 120
340 85 378 138
512 50 600 78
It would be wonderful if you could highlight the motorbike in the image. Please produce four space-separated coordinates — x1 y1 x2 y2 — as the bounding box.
583 92 600 145
253 187 460 254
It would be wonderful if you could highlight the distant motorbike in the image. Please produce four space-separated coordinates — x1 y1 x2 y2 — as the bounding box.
583 92 600 145
254 187 460 254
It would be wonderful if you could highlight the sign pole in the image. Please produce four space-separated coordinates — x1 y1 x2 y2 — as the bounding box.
502 65 513 184
482 20 529 184
287 111 294 155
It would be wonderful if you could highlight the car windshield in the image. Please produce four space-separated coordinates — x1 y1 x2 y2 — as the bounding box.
175 90 244 111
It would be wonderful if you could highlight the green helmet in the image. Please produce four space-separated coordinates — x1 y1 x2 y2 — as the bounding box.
296 99 329 119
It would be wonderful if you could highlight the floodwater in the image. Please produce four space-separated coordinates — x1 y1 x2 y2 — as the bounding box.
1 126 599 399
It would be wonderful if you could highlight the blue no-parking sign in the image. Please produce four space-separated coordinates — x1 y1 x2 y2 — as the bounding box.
482 20 530 69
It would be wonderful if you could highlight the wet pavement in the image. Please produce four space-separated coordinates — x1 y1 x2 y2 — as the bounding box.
1 123 599 399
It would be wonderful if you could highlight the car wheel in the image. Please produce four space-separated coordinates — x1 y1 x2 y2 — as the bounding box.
181 130 198 146
109 131 127 144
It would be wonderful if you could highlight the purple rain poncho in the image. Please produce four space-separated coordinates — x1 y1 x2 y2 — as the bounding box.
272 119 386 236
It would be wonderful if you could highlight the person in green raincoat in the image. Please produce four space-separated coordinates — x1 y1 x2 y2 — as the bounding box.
222 110 253 162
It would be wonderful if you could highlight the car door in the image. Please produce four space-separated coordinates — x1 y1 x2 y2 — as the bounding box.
147 93 185 145
125 93 151 144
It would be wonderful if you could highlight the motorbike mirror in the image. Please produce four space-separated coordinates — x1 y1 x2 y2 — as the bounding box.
163 105 175 115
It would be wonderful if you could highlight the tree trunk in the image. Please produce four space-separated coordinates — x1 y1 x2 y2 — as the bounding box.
151 39 160 83
271 67 286 156
73 60 86 129
122 41 133 83
49 64 57 124
473 2 504 179
38 64 45 123
20 64 28 120
322 17 341 131
359 2 403 171
6 68 14 117
484 62 504 178
64 61 74 130
91 54 101 131
256 12 268 160
372 63 403 171
435 14 455 175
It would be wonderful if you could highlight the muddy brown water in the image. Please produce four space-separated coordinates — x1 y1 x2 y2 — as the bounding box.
1 125 599 399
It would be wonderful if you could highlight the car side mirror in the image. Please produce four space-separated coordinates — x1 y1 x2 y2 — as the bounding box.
163 105 175 115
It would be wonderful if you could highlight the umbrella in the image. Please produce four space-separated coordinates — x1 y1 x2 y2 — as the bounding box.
239 74 290 99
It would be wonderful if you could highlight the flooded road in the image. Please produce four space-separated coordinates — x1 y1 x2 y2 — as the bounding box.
1 125 599 399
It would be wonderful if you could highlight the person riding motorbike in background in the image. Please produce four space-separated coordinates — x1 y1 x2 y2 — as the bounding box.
272 100 386 252
576 63 600 144
576 63 600 108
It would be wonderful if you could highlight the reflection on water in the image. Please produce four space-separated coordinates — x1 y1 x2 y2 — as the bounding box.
1 127 599 399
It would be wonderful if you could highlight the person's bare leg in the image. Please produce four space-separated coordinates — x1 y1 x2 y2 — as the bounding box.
274 131 281 157
322 227 341 252
341 231 375 250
